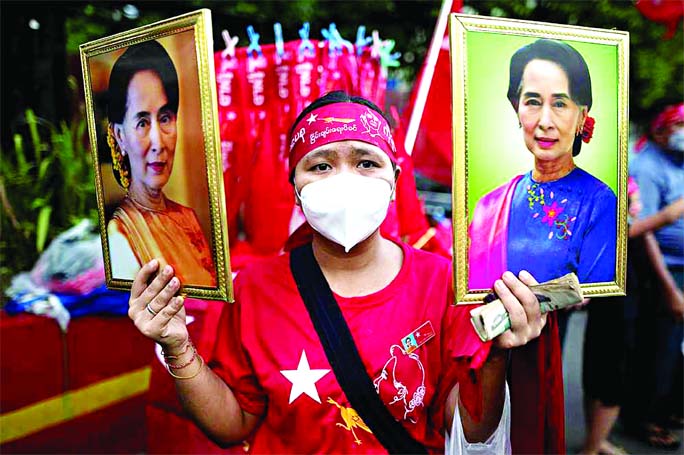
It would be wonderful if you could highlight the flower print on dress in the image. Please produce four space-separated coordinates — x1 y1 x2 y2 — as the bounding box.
541 201 564 226
526 182 576 241
526 183 546 209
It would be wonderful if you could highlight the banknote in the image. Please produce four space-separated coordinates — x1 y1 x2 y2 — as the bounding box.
469 273 583 342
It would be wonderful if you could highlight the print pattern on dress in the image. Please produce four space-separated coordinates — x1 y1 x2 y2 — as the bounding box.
327 397 372 445
526 183 576 240
373 344 426 423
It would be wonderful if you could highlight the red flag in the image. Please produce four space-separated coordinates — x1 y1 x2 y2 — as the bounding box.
402 0 462 187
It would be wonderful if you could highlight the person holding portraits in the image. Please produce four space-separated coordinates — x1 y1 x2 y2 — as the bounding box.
467 38 618 454
106 40 215 286
125 91 554 453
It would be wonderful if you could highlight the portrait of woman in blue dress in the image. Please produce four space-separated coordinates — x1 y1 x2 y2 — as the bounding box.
468 38 617 289
466 38 618 454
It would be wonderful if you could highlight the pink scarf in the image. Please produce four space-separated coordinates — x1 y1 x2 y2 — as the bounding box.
468 175 522 289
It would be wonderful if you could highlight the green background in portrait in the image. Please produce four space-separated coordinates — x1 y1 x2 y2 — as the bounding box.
465 31 619 218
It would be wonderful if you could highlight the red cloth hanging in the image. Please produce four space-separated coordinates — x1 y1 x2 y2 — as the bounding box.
337 45 360 94
241 46 286 256
319 42 358 95
215 26 448 262
214 49 251 247
270 43 298 245
357 46 381 103
288 40 321 121
246 44 296 255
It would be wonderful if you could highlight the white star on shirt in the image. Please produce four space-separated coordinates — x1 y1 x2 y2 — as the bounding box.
280 350 330 404
306 113 318 124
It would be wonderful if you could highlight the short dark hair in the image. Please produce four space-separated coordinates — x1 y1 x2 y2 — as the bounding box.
107 40 179 124
507 39 592 111
507 39 592 156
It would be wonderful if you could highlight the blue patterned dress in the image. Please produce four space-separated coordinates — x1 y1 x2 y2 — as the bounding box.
506 167 617 283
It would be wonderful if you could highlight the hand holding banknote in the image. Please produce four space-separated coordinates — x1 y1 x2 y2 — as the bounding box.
483 270 547 349
471 272 584 342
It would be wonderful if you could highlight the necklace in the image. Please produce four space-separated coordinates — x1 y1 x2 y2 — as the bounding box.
127 193 167 212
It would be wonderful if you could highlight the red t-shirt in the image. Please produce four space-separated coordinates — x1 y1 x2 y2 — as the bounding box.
210 242 487 453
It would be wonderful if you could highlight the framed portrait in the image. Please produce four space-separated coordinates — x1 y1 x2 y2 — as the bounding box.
450 14 629 303
80 9 232 301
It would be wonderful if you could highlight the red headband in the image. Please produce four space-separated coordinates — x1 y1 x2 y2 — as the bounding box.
288 102 397 175
651 103 684 136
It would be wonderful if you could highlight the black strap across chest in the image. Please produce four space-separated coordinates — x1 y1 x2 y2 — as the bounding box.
289 243 427 454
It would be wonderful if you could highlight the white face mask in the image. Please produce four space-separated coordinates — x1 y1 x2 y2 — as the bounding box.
297 173 393 252
667 129 684 152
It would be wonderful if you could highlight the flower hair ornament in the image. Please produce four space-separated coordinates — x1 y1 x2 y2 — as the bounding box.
581 116 596 143
107 123 130 190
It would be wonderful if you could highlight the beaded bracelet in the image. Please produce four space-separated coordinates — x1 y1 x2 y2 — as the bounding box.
167 345 198 370
166 354 204 380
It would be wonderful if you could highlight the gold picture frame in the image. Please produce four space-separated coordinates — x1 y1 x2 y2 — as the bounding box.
450 14 629 304
80 9 232 301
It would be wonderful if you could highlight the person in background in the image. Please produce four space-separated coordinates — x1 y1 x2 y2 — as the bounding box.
624 103 684 450
580 178 641 455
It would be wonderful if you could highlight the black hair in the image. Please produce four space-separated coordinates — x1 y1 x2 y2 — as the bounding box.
507 39 592 156
107 40 179 124
288 91 396 183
